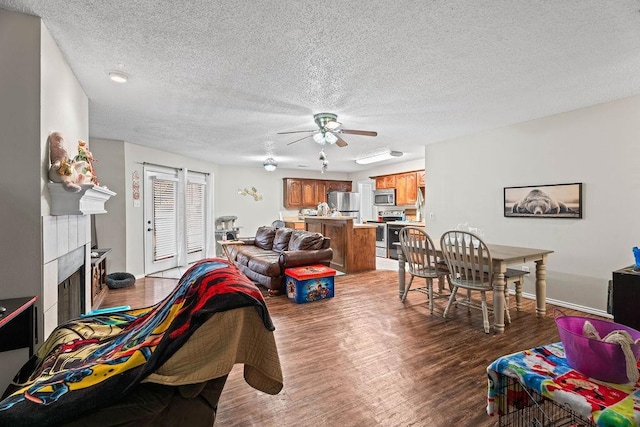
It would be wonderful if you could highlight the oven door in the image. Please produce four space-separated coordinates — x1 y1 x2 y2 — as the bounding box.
368 222 387 257
387 224 405 260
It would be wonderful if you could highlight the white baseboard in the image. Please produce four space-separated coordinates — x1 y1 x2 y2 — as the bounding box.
517 291 612 319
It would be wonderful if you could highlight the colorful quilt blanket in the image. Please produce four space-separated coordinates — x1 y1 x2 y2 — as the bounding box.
0 258 273 426
487 342 640 427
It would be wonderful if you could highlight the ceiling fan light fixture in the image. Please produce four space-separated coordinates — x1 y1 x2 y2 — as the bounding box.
355 150 403 165
313 133 326 145
263 157 277 171
324 132 338 144
325 120 341 130
108 71 129 83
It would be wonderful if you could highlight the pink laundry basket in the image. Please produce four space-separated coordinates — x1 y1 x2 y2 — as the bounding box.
555 311 640 384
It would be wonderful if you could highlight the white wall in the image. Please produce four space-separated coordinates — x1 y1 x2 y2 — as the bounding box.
425 95 640 314
0 8 42 393
90 138 126 272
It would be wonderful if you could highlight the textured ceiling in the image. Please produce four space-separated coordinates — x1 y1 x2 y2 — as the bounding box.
2 1 640 172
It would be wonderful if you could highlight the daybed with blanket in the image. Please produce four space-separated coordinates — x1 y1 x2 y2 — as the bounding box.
0 259 283 427
227 226 333 295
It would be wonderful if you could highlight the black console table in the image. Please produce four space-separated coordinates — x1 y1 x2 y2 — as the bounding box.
0 296 37 357
612 266 640 330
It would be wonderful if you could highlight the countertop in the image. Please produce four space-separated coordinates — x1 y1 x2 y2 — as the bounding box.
353 223 377 228
385 221 425 226
303 216 357 221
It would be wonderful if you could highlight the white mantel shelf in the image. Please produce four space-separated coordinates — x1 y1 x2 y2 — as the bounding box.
48 183 116 215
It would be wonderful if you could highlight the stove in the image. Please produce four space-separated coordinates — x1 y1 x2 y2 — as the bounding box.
366 210 404 257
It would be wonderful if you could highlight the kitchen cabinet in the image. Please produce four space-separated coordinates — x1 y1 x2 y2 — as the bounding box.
305 217 376 273
396 172 418 206
371 170 424 206
326 180 351 193
283 178 353 209
285 179 303 207
375 175 396 189
302 180 317 206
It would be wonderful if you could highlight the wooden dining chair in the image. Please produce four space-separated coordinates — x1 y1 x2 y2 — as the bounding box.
439 230 509 333
399 227 450 314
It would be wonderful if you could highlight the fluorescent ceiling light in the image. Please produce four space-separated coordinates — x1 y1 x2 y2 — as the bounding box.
263 157 277 171
355 150 403 165
108 71 129 83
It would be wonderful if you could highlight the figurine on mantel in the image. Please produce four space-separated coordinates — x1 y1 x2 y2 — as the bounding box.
74 140 99 186
47 132 98 192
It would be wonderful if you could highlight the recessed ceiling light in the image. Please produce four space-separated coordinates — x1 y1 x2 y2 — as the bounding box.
108 71 129 83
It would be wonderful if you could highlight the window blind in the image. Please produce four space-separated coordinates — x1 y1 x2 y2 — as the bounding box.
186 180 205 254
152 177 178 261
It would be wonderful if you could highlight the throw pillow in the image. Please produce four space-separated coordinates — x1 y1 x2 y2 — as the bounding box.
254 226 277 250
288 231 324 251
273 228 293 252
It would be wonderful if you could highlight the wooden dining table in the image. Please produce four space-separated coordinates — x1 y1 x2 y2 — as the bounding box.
397 241 553 333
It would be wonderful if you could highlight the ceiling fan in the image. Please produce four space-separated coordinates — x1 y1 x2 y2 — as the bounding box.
278 112 377 147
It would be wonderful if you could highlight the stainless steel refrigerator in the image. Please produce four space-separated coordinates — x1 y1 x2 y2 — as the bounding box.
327 191 361 222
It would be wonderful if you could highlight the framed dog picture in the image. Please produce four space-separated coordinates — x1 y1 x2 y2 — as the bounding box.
504 183 582 219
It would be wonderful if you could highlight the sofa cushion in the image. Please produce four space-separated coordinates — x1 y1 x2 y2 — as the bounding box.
247 254 282 277
254 226 277 250
288 231 325 251
236 246 277 266
272 228 293 252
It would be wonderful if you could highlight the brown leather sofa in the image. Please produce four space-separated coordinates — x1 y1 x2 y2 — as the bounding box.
228 226 333 294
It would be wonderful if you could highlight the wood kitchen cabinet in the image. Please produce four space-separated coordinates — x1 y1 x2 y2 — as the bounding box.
375 175 396 189
285 179 303 207
396 172 418 206
283 178 353 208
301 180 317 206
371 170 424 206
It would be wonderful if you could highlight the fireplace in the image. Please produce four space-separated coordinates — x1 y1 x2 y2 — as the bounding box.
57 246 86 323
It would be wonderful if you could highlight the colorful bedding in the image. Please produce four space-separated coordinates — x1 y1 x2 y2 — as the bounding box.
487 342 640 427
0 258 273 426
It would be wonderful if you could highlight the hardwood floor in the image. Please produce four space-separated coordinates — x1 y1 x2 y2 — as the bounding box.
100 268 593 427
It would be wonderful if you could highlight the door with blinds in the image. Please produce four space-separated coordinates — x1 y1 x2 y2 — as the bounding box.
186 172 206 263
144 168 179 274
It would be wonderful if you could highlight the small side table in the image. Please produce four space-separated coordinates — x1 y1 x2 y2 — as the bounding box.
0 296 38 357
217 240 244 263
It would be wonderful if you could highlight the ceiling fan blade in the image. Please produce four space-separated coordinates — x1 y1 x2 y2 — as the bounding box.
277 129 317 135
286 134 314 145
340 129 378 137
335 135 348 147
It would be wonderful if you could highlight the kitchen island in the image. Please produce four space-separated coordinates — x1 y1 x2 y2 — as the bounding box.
304 217 377 273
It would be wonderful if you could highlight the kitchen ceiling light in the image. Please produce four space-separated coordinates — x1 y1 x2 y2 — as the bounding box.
108 71 129 83
263 157 277 171
355 150 403 165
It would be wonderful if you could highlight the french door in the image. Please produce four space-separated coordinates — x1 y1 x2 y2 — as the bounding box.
186 172 206 263
144 167 212 275
144 168 180 274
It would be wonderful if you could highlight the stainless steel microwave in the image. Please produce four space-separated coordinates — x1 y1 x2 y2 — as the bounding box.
373 189 396 206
